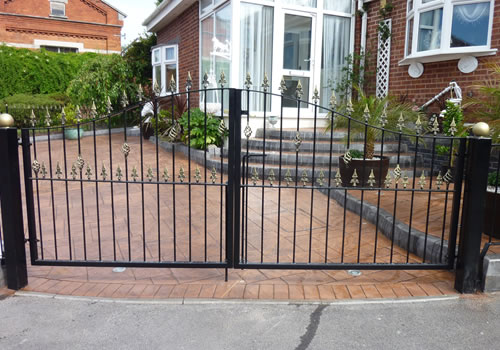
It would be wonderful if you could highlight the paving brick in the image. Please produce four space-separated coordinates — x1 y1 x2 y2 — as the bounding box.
317 285 335 300
361 285 382 299
274 285 289 299
303 285 320 300
259 285 273 299
347 285 366 299
243 285 259 299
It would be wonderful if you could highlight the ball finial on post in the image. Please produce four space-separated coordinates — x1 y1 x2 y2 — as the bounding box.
472 122 490 137
0 113 14 128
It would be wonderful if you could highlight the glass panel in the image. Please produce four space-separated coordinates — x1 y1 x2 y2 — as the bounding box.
201 15 214 87
240 3 274 111
153 65 162 91
165 47 175 61
408 0 413 12
451 2 490 47
283 76 309 108
320 15 351 107
153 49 160 64
165 64 177 92
283 15 312 71
282 0 317 8
417 8 443 52
324 0 351 13
51 3 65 16
201 0 212 16
407 18 413 56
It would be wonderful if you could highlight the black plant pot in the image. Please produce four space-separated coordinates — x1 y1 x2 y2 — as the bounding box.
338 156 390 187
142 123 154 140
484 190 500 239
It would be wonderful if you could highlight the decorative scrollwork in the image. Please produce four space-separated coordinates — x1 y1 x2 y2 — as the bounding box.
55 162 62 179
294 131 302 152
131 167 139 181
285 169 293 186
71 164 77 180
101 163 108 180
449 118 457 136
244 124 252 139
251 168 259 185
116 166 123 181
393 164 402 182
279 77 287 95
85 165 93 180
169 75 177 93
335 170 342 187
218 119 227 137
195 167 201 183
32 160 41 176
178 167 186 183
262 73 270 92
343 150 352 165
45 108 51 127
211 167 217 184
30 109 36 127
186 71 193 91
312 87 320 105
402 172 409 189
202 72 210 89
419 171 427 189
350 169 359 187
61 107 66 125
121 91 129 108
268 169 276 186
76 155 85 171
363 104 370 123
147 167 154 182
431 117 440 135
163 167 170 182
121 143 131 158
295 80 303 100
397 113 405 132
443 169 453 184
41 162 48 178
367 169 376 187
167 121 180 142
75 105 82 123
380 106 388 128
244 73 252 90
153 80 161 96
90 100 97 119
317 171 325 187
346 98 354 115
137 84 144 102
436 171 443 190
219 71 227 88
329 91 337 109
301 171 309 187
384 172 392 188
106 96 113 114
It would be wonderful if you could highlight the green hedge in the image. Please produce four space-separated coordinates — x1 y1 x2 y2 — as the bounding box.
0 45 98 99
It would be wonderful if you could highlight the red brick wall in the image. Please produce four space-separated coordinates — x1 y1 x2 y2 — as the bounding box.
361 0 500 111
157 2 200 105
0 0 123 52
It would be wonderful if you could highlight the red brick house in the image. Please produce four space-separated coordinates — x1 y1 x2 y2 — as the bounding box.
143 0 498 127
0 0 126 54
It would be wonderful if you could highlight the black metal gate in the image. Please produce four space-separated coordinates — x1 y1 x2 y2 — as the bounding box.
15 81 486 278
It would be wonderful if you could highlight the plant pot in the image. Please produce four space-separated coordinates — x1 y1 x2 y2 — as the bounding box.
142 123 154 140
484 189 500 238
64 128 84 140
338 156 390 187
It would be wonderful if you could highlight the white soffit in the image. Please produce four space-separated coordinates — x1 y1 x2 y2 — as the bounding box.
143 0 197 33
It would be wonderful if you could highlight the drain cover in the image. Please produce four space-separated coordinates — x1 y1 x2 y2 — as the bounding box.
348 270 362 276
112 267 126 273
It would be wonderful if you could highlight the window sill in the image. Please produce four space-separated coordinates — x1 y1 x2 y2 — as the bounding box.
49 15 68 19
399 49 497 66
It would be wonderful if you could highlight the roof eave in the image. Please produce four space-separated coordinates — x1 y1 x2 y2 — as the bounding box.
143 0 197 33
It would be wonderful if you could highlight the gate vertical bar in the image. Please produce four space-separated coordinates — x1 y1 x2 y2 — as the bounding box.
227 88 241 268
21 129 38 264
455 137 491 293
0 127 28 290
447 138 466 268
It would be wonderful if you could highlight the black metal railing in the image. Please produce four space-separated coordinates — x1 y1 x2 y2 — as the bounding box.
484 144 500 242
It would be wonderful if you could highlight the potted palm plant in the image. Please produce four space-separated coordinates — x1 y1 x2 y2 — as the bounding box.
330 87 421 187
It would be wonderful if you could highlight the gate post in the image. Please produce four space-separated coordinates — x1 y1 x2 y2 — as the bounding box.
0 115 28 290
454 135 491 293
227 89 242 268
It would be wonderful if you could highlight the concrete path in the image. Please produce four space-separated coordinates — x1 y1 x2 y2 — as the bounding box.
0 293 499 349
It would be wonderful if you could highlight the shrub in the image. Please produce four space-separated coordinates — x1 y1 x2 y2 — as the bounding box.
488 172 499 187
0 93 68 127
0 45 97 99
66 54 139 117
178 108 227 150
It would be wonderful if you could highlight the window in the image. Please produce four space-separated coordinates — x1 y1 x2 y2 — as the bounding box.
201 0 228 17
151 45 178 95
50 1 66 17
282 0 317 8
41 46 78 53
405 0 494 60
240 3 273 111
201 4 231 109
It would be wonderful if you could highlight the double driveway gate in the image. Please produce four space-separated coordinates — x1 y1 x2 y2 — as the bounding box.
0 83 493 292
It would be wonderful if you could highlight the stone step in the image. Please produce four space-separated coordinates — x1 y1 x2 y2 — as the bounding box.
242 138 408 154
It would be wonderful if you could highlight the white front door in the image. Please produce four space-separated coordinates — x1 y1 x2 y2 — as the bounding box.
280 10 316 109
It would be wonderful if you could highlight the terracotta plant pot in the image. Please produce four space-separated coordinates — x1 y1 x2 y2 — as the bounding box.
338 156 390 187
484 190 500 238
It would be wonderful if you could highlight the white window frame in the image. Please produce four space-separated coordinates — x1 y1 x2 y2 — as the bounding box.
151 45 179 96
401 0 496 65
50 0 67 18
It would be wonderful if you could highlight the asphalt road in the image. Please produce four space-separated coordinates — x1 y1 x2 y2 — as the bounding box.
0 293 499 350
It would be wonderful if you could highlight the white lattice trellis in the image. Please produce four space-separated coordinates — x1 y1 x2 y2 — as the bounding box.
376 19 392 99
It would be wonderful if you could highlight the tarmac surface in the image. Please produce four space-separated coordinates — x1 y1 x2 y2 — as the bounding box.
0 292 499 349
